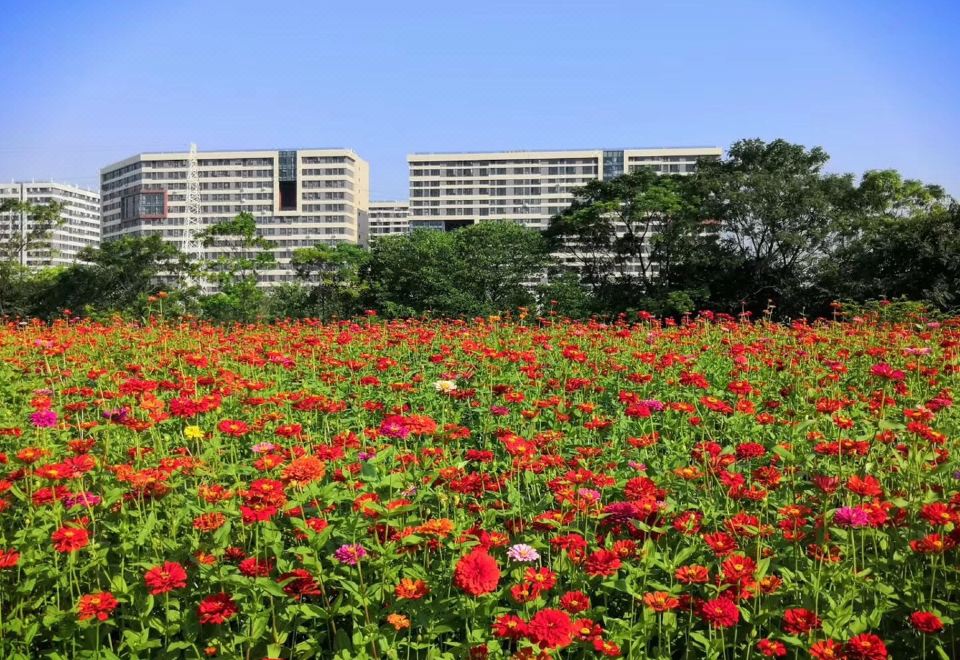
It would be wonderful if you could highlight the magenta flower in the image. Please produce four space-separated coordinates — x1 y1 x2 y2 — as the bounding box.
378 415 410 439
333 544 367 565
834 506 871 528
30 410 57 428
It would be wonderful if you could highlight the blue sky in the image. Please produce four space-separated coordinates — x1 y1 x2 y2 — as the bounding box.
0 0 957 198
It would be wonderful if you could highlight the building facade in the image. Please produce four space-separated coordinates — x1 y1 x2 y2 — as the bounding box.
100 148 369 283
0 181 100 268
366 201 409 243
407 147 721 232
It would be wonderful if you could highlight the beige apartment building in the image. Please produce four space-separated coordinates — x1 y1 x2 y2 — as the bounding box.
0 181 100 267
100 148 369 283
407 147 721 232
365 201 409 244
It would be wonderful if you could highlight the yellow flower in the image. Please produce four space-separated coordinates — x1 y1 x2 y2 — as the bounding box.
184 425 204 440
433 379 457 393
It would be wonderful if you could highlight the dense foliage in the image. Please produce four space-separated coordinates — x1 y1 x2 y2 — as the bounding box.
0 314 957 658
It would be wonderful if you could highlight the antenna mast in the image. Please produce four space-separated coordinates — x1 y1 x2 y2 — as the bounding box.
183 143 204 286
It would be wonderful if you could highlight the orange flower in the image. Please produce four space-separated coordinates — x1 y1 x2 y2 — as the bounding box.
395 578 429 600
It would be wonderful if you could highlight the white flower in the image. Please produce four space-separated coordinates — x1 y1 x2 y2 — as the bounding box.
433 380 457 393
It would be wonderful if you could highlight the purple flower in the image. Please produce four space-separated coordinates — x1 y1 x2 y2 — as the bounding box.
506 544 540 562
834 506 871 528
358 451 375 462
641 399 665 412
102 407 129 423
333 544 367 566
30 410 57 428
64 492 102 509
489 405 510 417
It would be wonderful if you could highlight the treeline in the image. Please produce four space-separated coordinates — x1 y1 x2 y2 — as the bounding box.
2 138 957 322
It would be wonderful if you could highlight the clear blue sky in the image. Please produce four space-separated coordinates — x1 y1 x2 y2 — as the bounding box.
1 0 957 198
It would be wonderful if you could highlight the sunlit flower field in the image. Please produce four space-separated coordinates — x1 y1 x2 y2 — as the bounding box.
0 314 957 659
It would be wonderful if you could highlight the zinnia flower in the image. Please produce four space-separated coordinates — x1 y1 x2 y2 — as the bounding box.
198 593 238 624
910 611 944 634
395 578 429 600
844 633 888 660
834 506 871 528
453 548 500 596
278 569 322 600
0 548 19 569
77 591 119 622
144 561 188 595
584 549 621 577
333 544 367 566
526 608 575 649
52 525 89 553
506 544 540 563
782 608 821 634
698 597 740 628
30 410 57 428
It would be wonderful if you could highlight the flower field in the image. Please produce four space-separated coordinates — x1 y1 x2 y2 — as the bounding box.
0 314 958 659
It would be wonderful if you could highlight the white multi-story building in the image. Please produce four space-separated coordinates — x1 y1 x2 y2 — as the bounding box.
100 148 369 283
407 147 721 232
0 181 100 267
366 201 409 244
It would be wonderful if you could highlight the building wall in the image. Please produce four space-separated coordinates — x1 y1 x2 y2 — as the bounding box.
408 150 605 232
367 201 409 243
0 182 100 267
100 148 369 284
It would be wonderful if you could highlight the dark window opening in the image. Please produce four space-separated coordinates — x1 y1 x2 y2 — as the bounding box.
279 181 297 210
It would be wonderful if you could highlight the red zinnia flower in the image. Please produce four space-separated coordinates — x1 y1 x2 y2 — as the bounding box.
782 608 821 635
278 569 322 600
698 597 740 628
453 549 500 596
52 525 89 553
643 591 680 613
558 590 591 614
217 419 249 437
844 633 888 660
810 639 844 659
77 591 119 622
526 608 575 649
0 548 20 569
910 611 944 634
144 561 188 595
492 613 528 640
198 592 238 624
238 556 274 577
584 549 621 577
757 639 787 657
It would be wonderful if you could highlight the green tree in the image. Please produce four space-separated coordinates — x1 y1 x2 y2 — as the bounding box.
0 198 63 317
820 171 957 309
198 212 275 323
37 235 188 318
545 168 721 314
289 243 371 319
367 221 550 317
690 138 856 314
